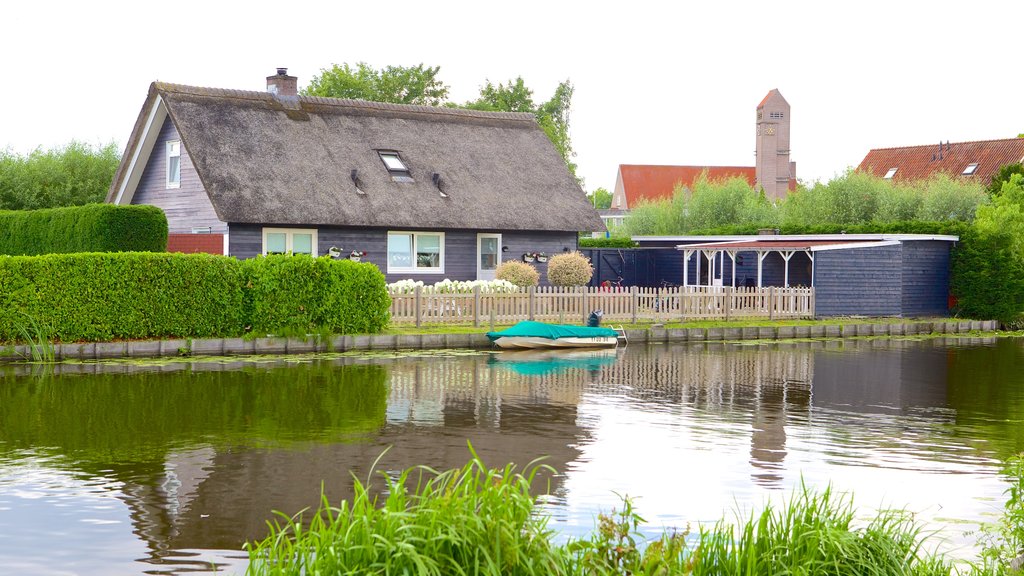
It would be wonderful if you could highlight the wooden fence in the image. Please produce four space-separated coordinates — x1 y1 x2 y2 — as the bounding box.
389 286 814 326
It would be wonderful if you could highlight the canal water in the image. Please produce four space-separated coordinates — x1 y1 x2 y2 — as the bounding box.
1 337 1022 574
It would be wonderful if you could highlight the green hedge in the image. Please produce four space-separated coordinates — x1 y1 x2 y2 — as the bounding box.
0 253 390 342
0 204 168 255
578 237 638 248
241 255 391 336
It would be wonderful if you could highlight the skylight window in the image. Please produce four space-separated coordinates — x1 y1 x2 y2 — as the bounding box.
379 152 407 172
377 151 414 182
962 163 979 176
883 167 898 179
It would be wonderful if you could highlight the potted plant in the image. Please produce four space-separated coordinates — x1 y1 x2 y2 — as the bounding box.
328 246 343 259
350 250 367 262
536 252 548 263
522 253 536 263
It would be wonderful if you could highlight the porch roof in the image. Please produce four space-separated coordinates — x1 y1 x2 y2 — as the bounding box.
676 239 890 252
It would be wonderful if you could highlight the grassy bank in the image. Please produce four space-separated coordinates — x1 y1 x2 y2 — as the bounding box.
245 452 1024 576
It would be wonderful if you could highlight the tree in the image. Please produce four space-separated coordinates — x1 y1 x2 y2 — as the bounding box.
303 64 579 181
954 174 1024 324
988 163 1024 196
589 187 612 209
0 141 121 210
462 77 579 183
302 63 449 106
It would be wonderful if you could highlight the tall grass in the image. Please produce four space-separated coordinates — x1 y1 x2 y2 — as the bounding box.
9 312 54 362
246 448 566 575
246 448 1021 575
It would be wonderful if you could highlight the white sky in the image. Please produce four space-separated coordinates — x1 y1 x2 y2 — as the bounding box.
2 1 1022 193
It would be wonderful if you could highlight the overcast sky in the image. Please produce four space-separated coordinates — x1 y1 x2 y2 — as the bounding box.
3 1 1022 193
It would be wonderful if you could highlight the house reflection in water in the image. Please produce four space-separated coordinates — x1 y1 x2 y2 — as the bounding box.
0 337 986 573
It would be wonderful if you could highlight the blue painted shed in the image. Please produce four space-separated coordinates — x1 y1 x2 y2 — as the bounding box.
627 234 958 318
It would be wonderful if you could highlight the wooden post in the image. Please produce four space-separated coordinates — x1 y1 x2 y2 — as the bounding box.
725 286 732 321
631 285 638 324
490 308 495 331
581 286 589 324
769 286 776 321
528 286 535 321
414 285 422 328
473 286 481 327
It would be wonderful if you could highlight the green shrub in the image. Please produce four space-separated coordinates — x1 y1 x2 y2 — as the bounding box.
0 204 168 255
578 237 638 248
0 141 120 210
495 260 540 287
0 253 391 343
547 251 593 286
241 255 391 336
0 252 244 341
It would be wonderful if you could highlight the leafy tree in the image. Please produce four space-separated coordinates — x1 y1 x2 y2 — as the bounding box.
462 77 579 182
302 62 449 106
0 141 120 210
303 65 579 182
462 77 535 113
953 174 1024 324
988 163 1024 196
589 187 612 209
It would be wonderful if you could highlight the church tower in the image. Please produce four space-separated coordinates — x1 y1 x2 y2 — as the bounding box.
755 89 795 199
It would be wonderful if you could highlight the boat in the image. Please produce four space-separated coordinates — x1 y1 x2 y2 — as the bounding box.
489 348 619 375
486 321 620 349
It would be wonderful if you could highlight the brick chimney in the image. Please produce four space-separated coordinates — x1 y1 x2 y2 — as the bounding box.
266 68 297 96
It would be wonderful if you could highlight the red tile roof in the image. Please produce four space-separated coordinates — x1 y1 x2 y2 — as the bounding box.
618 165 757 207
858 138 1024 183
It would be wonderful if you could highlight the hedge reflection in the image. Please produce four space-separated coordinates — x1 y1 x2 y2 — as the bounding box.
0 362 388 465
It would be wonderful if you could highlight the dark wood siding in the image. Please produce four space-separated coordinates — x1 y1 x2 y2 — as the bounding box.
132 117 224 233
901 240 951 317
814 245 903 317
229 225 577 285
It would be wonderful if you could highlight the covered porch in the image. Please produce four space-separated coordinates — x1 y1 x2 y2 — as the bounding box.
677 239 896 289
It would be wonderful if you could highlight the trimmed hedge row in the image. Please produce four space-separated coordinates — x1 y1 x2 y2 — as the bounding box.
0 204 168 255
0 252 390 343
241 255 392 336
578 237 639 248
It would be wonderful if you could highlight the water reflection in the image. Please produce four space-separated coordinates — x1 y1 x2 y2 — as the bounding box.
1 337 1023 574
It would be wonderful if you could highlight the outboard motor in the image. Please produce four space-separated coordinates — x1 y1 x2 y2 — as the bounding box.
587 309 604 327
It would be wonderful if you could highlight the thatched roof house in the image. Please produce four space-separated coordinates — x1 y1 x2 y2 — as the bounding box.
109 69 602 282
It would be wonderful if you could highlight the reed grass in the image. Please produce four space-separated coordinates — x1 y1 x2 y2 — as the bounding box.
245 448 567 575
247 451 1018 575
10 312 54 362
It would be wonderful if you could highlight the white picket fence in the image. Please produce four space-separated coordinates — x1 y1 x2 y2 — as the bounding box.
389 285 814 326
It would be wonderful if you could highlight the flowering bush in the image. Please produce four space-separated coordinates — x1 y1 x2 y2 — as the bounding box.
495 260 540 287
386 279 518 294
546 251 594 286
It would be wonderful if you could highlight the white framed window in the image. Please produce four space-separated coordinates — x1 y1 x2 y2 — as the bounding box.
962 163 979 176
262 228 317 256
166 140 181 189
883 167 898 179
387 231 444 273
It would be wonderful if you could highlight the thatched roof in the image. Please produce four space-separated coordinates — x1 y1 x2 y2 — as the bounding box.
110 83 603 232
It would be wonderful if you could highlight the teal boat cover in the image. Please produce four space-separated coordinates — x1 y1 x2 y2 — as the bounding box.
486 321 619 342
489 353 619 376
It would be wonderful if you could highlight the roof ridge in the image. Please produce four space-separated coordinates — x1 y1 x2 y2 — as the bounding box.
152 82 537 122
868 137 1024 152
